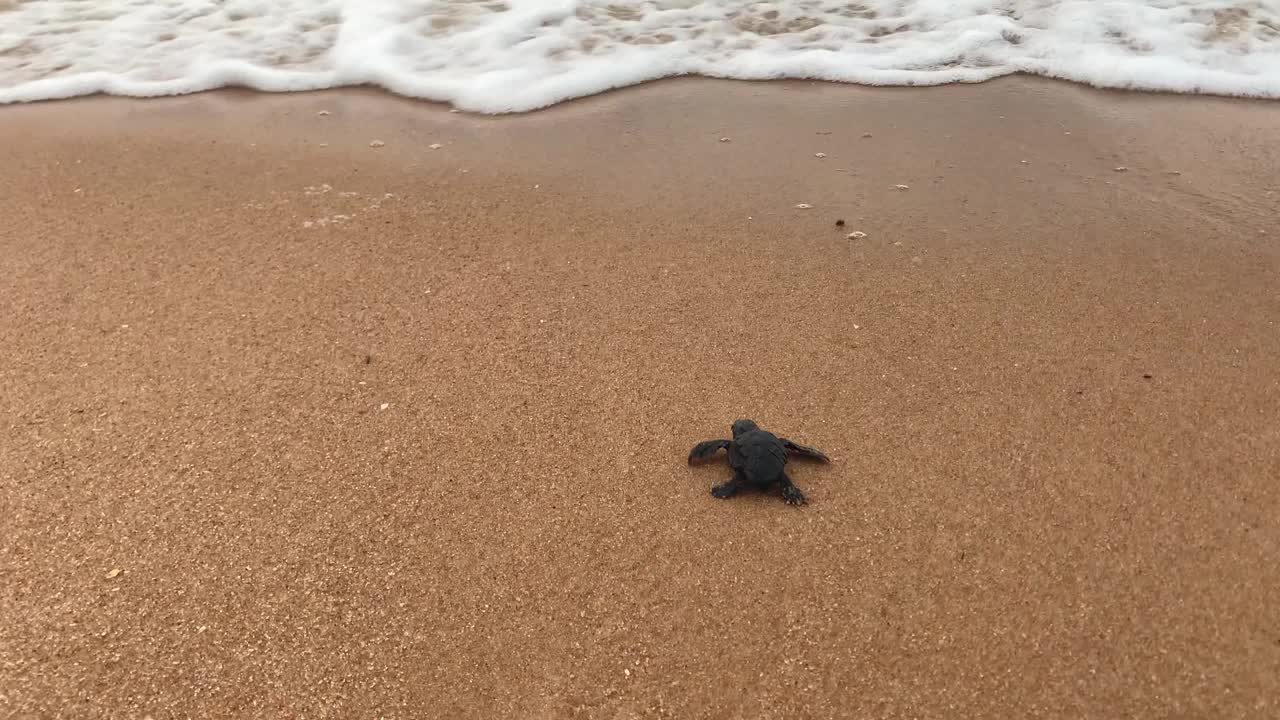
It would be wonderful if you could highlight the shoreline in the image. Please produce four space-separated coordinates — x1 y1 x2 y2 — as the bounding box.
6 71 1280 113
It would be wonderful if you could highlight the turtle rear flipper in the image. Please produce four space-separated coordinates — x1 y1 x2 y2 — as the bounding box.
781 479 807 506
711 472 745 499
688 439 730 464
782 439 830 463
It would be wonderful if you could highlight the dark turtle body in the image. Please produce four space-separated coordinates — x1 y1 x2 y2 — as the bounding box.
687 419 830 505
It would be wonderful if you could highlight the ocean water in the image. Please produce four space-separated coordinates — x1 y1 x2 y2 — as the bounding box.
2 0 1279 112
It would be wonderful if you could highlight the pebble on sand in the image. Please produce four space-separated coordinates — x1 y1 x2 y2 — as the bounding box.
795 203 812 209
379 403 390 411
106 569 122 579
862 132 873 138
848 231 867 239
369 140 386 148
429 143 443 149
1114 166 1128 172
894 184 910 190
317 110 331 116
815 152 827 158
719 137 731 142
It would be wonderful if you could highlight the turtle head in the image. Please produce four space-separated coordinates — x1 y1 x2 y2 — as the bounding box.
731 419 758 438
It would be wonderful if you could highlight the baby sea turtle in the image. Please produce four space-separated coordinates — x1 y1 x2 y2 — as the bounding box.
687 419 830 505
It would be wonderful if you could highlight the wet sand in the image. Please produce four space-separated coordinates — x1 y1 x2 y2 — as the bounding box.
2 78 1279 719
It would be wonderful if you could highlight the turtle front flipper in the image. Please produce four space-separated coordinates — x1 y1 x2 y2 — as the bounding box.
688 439 731 464
782 439 830 463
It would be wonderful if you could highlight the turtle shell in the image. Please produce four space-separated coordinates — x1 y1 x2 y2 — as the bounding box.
728 429 788 488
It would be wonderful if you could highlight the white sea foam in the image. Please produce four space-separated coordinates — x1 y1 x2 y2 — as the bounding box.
2 1 1279 112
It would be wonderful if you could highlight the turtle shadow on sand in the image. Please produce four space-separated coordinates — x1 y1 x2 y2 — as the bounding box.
687 419 830 506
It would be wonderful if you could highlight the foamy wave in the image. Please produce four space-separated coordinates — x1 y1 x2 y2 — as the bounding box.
3 1 1279 112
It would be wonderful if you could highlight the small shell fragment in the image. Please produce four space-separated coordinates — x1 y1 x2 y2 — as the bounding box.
719 137 731 142
369 140 385 147
1114 166 1128 172
848 231 867 239
893 184 910 190
106 569 121 579
429 143 443 149
795 203 812 209
317 110 331 116
814 152 827 158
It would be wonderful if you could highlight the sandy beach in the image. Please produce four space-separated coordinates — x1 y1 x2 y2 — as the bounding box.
2 78 1278 719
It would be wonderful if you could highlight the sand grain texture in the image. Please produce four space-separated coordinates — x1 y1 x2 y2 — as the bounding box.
2 79 1279 719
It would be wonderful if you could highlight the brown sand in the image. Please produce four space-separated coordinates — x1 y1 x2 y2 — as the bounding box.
2 78 1279 719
